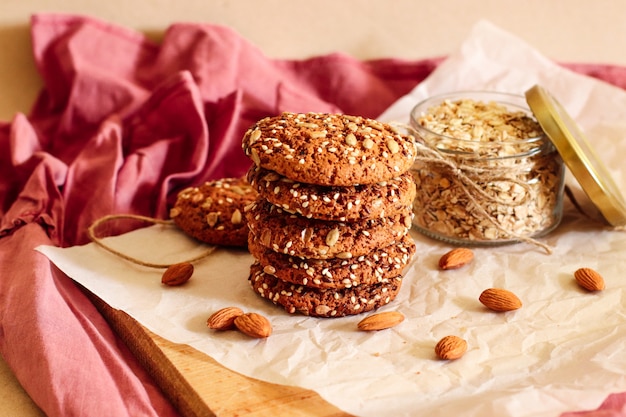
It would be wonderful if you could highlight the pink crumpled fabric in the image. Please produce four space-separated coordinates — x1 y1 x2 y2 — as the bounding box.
0 13 625 417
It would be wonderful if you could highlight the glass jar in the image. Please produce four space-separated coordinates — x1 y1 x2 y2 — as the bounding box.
408 91 565 246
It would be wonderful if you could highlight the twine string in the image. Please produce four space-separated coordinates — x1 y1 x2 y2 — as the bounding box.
87 214 217 268
394 122 554 254
413 145 535 207
413 142 553 254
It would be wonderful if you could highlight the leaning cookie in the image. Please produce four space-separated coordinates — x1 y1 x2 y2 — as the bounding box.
169 178 257 247
247 166 417 221
248 232 415 289
241 112 417 186
245 199 413 259
248 262 404 317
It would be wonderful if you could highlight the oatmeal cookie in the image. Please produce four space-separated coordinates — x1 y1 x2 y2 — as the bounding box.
170 178 257 247
248 262 404 317
245 199 413 259
241 112 417 186
248 232 415 289
247 166 416 221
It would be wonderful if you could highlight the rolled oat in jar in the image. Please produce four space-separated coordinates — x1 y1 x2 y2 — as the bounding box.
408 91 565 248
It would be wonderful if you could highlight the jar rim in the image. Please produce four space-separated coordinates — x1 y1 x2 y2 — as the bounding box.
409 91 547 149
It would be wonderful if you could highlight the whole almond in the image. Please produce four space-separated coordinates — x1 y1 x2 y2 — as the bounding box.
438 248 474 270
207 307 244 330
161 262 194 286
479 288 522 311
234 312 272 338
574 267 605 291
435 335 467 360
357 311 405 331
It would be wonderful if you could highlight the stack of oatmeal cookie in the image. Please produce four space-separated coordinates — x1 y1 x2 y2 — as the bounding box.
242 112 417 317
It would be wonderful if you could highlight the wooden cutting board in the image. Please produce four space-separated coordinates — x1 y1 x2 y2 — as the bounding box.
86 290 353 417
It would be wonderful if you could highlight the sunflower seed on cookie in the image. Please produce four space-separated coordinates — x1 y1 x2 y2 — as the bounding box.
241 112 417 186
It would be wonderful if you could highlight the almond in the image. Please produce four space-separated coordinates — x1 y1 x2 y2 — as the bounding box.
234 312 272 338
574 267 605 291
438 248 474 270
479 288 522 312
161 262 194 286
357 311 405 331
435 335 467 360
207 307 244 330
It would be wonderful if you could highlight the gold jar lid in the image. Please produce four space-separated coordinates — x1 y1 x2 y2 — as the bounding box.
525 85 626 227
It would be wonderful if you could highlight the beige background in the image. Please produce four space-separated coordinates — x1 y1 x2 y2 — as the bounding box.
1 1 625 415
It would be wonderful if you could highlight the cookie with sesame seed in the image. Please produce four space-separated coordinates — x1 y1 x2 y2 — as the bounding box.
248 232 415 290
169 178 257 247
248 262 404 317
246 166 417 221
241 112 417 186
245 199 413 259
